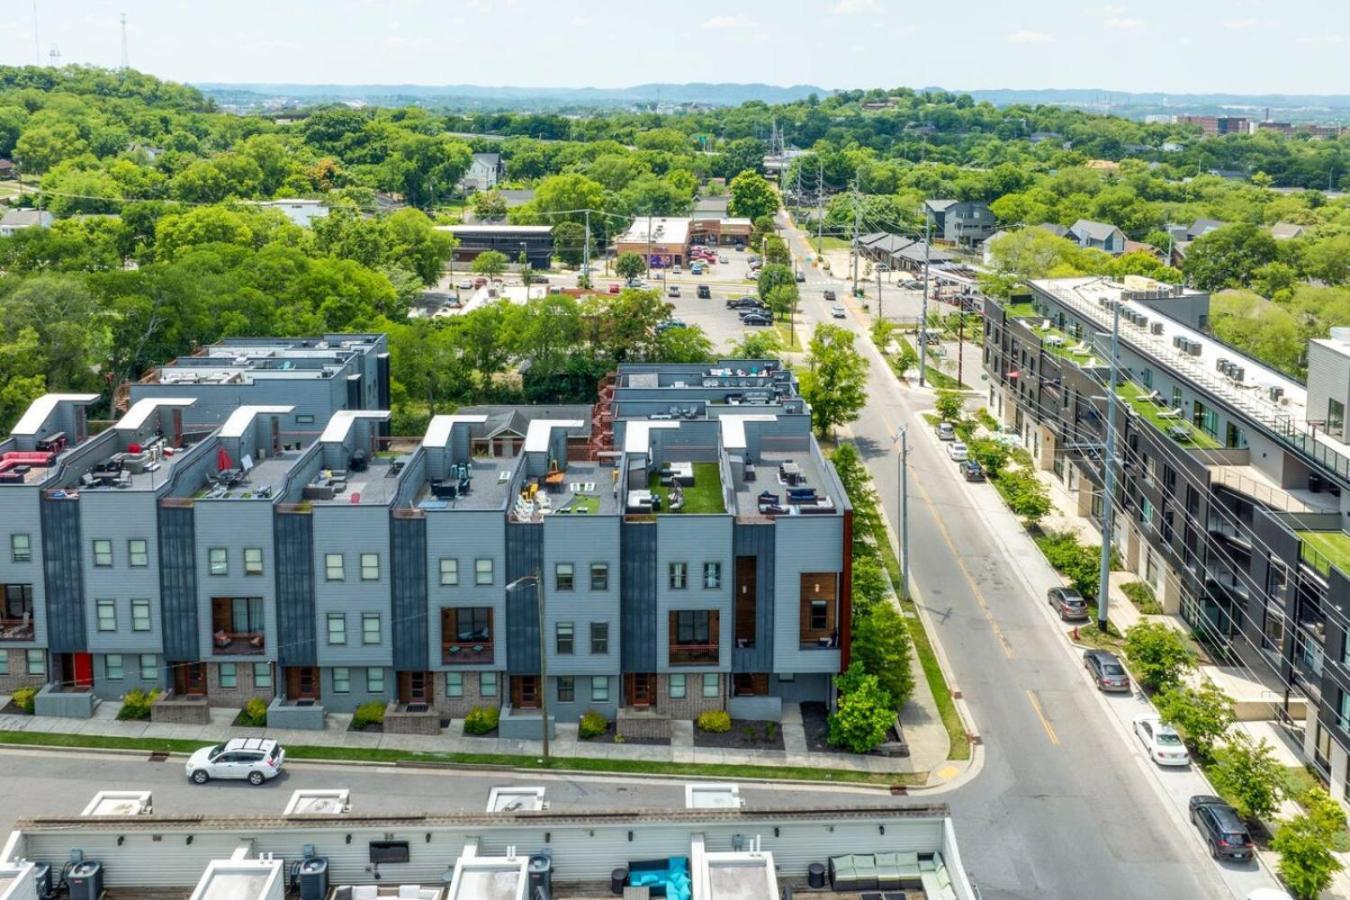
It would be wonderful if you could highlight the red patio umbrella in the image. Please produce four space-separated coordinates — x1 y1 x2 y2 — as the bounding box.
216 446 234 471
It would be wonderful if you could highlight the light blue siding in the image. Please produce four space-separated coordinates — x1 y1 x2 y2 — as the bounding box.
541 515 620 676
656 516 733 674
80 492 163 653
772 516 843 674
425 510 506 672
311 505 392 666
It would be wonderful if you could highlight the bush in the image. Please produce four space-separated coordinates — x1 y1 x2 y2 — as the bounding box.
967 438 1010 478
1123 622 1196 692
236 696 268 727
1035 531 1102 597
696 710 732 733
934 389 964 422
11 685 36 714
118 688 159 721
1210 731 1285 821
996 468 1051 524
1120 580 1163 614
1155 681 1235 761
353 700 386 730
828 663 895 753
578 710 608 739
852 601 914 707
1274 811 1344 900
463 705 500 735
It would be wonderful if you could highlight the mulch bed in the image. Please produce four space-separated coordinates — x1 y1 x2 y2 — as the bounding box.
584 722 670 747
0 701 31 716
802 701 833 752
347 720 384 733
692 718 784 750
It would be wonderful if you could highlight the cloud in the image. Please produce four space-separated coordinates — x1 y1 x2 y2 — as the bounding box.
1296 34 1344 44
702 14 756 30
1097 3 1128 13
1222 17 1259 29
831 0 881 13
1008 29 1053 43
1104 16 1145 30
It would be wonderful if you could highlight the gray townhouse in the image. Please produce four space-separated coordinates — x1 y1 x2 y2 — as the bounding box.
924 199 999 246
1 355 854 740
1068 219 1128 255
982 276 1350 805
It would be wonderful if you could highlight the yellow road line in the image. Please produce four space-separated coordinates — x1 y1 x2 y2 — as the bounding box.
1026 690 1060 746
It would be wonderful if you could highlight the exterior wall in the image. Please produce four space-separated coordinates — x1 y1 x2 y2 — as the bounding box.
193 502 278 664
655 516 733 674
427 510 507 672
432 670 501 719
80 492 164 658
1307 341 1350 444
0 488 46 648
0 648 45 694
92 652 161 700
771 516 844 674
658 672 725 718
317 665 385 715
546 674 618 722
541 515 620 677
311 506 392 669
206 660 276 709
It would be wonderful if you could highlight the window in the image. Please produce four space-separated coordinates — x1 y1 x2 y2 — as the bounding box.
333 667 351 694
702 673 719 698
128 539 149 568
669 562 688 589
325 553 344 581
590 563 609 591
590 622 609 655
9 534 30 563
105 654 123 680
669 673 686 699
360 553 380 581
1329 398 1345 435
253 663 272 688
243 548 263 575
208 547 227 576
557 676 574 702
93 539 113 568
362 613 381 644
327 613 347 645
367 667 385 693
218 662 237 688
26 649 45 676
810 600 829 631
296 414 315 424
0 653 7 675
555 562 575 591
675 610 711 644
1139 498 1154 526
131 599 151 632
591 676 609 703
703 561 722 590
96 599 117 632
439 558 459 586
446 672 463 697
475 558 494 585
555 622 574 655
138 654 155 680
1171 387 1183 410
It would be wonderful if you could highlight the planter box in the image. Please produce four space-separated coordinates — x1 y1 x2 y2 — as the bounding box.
383 701 441 735
33 683 98 719
498 704 555 741
151 693 210 724
617 708 671 741
266 697 326 730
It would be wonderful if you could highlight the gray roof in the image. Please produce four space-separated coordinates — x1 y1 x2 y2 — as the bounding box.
924 199 957 213
1038 223 1070 238
870 235 916 255
0 208 52 228
857 232 890 246
457 404 594 441
694 196 730 216
498 189 535 207
472 152 501 166
1270 222 1306 239
1190 218 1225 237
892 241 953 263
1070 219 1122 241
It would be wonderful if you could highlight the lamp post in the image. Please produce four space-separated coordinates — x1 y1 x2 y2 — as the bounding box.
506 571 548 760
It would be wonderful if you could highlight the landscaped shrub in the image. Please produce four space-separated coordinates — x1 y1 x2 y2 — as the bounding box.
237 696 268 727
995 467 1051 524
1121 580 1163 614
352 700 386 730
1123 621 1196 692
967 438 1010 478
118 688 159 720
10 686 36 714
578 710 608 739
463 705 500 735
696 710 731 733
1035 530 1102 597
828 663 895 753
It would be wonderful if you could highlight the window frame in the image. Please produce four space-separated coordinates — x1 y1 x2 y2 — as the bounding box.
128 539 149 568
555 621 575 655
591 676 610 703
218 662 237 688
702 672 719 698
590 621 609 655
367 667 385 694
243 547 264 576
360 552 380 581
131 598 152 632
475 558 494 586
555 562 575 592
26 649 45 676
138 654 155 681
557 675 575 703
439 558 459 586
446 671 464 698
361 612 382 645
332 666 351 694
326 613 347 645
590 562 609 591
703 561 722 590
208 547 228 576
253 663 272 689
480 671 498 697
324 553 345 581
669 673 687 699
9 533 31 563
93 539 114 568
669 561 688 590
95 598 117 632
105 654 123 680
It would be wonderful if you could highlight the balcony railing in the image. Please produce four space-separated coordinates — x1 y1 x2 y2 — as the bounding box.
0 616 34 641
442 641 493 664
669 643 718 665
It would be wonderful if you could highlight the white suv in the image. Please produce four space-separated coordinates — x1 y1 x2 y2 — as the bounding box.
186 738 285 785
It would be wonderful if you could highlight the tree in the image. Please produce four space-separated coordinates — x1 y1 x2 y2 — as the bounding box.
764 284 799 323
1122 622 1197 692
852 602 915 707
472 190 508 222
718 137 767 180
892 340 919 380
729 331 782 360
614 251 646 281
757 263 795 304
762 233 791 266
381 133 473 208
729 170 779 222
1210 731 1284 821
1182 223 1278 291
471 250 508 278
934 389 964 422
382 208 455 285
1155 680 1235 760
984 228 1092 280
828 663 896 754
655 324 714 363
1273 811 1344 900
801 324 868 437
552 221 586 267
522 173 605 231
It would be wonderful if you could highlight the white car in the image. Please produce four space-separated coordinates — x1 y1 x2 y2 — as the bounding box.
830 304 846 318
937 422 956 441
718 254 728 264
186 738 285 785
947 441 969 462
456 279 473 290
1133 715 1190 766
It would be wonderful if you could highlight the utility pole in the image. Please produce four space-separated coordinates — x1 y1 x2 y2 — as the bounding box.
956 308 965 387
850 179 861 296
919 208 931 387
897 427 910 601
1097 302 1121 633
877 266 883 321
815 158 824 256
582 209 591 284
120 12 130 71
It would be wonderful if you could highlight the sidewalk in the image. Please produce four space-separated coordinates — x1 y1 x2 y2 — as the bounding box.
0 695 943 780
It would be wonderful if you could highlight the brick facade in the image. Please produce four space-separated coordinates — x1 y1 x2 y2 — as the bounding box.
432 670 502 719
207 661 275 709
657 673 725 719
0 649 44 696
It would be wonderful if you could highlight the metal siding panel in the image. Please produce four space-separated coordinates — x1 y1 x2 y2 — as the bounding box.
773 516 844 674
157 504 198 661
506 522 542 674
40 495 85 653
0 490 49 646
193 503 278 662
311 506 392 666
274 509 316 668
620 520 657 671
733 522 775 673
80 492 162 653
390 514 428 670
425 510 507 671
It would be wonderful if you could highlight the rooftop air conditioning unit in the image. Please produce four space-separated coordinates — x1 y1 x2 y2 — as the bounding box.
1150 322 1164 336
1186 342 1201 357
1230 366 1244 382
1173 335 1185 350
1216 358 1229 374
1268 386 1285 402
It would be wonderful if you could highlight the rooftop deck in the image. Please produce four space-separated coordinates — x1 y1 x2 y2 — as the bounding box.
733 449 839 518
1297 530 1350 579
646 461 725 514
196 450 303 501
415 456 519 512
1118 382 1221 449
310 456 403 507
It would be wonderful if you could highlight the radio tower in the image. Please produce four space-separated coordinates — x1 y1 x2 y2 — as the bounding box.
48 44 61 68
120 13 130 71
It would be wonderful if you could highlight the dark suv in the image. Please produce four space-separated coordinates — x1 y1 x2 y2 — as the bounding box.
697 285 711 299
1188 796 1254 861
823 289 837 302
1083 649 1130 692
726 296 764 310
1048 587 1089 621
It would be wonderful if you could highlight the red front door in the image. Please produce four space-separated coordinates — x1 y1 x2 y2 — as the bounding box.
73 652 94 687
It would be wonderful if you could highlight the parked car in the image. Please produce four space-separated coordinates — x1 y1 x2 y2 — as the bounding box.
691 264 705 275
1133 715 1190 767
528 275 550 285
795 270 806 282
456 278 473 289
697 285 711 299
474 277 487 288
718 254 729 263
672 264 681 274
1083 649 1131 692
902 279 924 290
626 277 645 288
1189 796 1254 861
1048 587 1089 621
823 289 837 302
667 285 680 297
186 738 285 786
936 422 956 441
876 263 890 272
946 441 968 462
608 283 621 294
735 243 745 251
727 296 764 310
741 313 772 326
830 304 846 319
655 319 686 333
961 460 985 482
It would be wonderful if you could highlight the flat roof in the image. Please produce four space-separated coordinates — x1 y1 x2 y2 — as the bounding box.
617 216 691 246
523 419 584 454
423 415 488 450
10 393 99 437
438 224 552 234
319 410 390 444
219 406 294 439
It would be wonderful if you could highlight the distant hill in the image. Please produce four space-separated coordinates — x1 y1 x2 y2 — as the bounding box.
924 87 1350 122
196 81 830 111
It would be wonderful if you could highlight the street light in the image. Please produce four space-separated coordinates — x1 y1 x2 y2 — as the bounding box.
893 426 910 601
505 571 549 760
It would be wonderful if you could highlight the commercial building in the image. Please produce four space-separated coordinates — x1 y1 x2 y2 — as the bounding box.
1 356 851 738
250 199 330 228
983 277 1350 803
437 224 553 270
613 216 691 268
1175 115 1251 137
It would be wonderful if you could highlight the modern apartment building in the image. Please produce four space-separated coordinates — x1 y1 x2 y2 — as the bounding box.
982 277 1350 800
1 355 852 737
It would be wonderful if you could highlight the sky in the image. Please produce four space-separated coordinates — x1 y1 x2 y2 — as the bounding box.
2 0 1346 95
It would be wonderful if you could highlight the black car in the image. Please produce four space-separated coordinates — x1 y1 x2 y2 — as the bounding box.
823 289 837 302
741 313 772 327
1188 796 1254 861
655 319 686 333
961 460 985 482
1083 649 1131 692
726 296 764 310
697 285 711 299
795 270 806 282
1048 587 1089 621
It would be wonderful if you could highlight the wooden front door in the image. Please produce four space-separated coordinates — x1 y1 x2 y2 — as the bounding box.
511 675 540 709
734 556 757 646
285 666 320 701
398 671 433 705
625 673 655 708
173 663 207 696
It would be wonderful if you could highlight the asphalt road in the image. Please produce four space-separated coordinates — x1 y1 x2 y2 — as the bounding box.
777 216 1231 900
